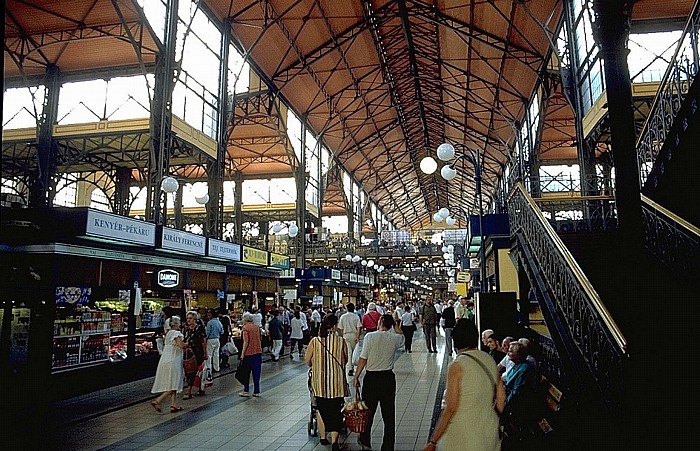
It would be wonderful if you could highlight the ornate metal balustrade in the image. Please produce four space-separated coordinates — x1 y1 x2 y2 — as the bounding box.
641 195 700 274
533 195 618 233
637 0 700 186
508 183 627 413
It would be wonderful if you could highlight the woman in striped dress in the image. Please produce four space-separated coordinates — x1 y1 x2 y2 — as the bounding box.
305 314 348 451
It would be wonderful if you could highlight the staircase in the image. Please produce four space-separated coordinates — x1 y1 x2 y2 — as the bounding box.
507 7 700 446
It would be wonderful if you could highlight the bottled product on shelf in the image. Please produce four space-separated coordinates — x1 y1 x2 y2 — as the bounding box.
52 308 111 371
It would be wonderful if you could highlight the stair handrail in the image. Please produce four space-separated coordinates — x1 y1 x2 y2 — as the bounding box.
509 183 627 352
636 0 700 187
641 194 700 273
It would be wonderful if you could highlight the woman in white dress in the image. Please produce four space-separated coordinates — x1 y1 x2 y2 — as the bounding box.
424 319 505 451
151 315 187 413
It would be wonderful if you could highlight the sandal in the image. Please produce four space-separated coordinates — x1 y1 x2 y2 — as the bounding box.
196 390 206 396
182 394 192 400
170 406 184 413
151 401 162 413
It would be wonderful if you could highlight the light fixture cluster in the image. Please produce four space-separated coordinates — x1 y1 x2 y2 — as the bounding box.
345 254 384 272
271 221 299 238
161 176 209 205
420 143 457 180
432 207 458 226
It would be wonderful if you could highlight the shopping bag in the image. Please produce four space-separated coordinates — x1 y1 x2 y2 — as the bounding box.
235 359 251 386
193 363 205 388
202 367 214 389
352 341 362 367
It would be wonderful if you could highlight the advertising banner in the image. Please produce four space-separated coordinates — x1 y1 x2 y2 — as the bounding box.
86 209 155 246
242 246 268 265
207 238 242 261
160 227 206 255
269 253 290 269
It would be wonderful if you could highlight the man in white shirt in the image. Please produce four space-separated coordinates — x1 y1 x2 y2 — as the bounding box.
338 302 362 376
310 305 322 336
453 296 465 319
353 314 404 451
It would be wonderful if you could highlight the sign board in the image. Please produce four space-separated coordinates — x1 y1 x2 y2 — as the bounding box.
207 238 241 261
457 272 469 282
157 269 180 288
160 227 206 255
55 286 92 306
341 271 350 282
284 289 297 300
242 246 268 265
269 253 290 269
86 209 155 246
331 269 341 280
350 273 358 282
470 258 480 269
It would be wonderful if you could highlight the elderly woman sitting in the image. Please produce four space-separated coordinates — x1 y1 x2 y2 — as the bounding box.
239 312 263 397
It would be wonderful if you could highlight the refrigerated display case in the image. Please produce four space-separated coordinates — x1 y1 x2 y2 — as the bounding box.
52 310 110 371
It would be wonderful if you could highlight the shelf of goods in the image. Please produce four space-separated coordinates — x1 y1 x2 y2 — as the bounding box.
108 330 159 362
52 311 111 371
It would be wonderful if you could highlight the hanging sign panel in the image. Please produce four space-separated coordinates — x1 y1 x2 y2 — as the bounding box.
242 246 268 266
86 209 155 246
159 227 206 255
207 238 242 261
269 253 290 269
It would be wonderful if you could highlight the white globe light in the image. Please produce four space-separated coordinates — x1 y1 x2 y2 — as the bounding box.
437 143 456 161
441 165 457 181
445 216 456 226
438 207 450 219
345 254 353 261
353 255 361 263
447 244 455 253
448 269 455 276
433 212 444 223
161 176 179 193
367 260 375 268
449 277 455 283
288 224 299 237
191 182 208 198
442 246 448 253
361 260 367 266
443 253 450 259
195 193 209 205
378 265 385 272
272 223 284 233
419 156 438 174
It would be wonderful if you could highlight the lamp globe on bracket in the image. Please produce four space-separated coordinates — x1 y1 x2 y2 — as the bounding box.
345 254 353 262
437 143 456 161
288 224 299 238
195 193 209 205
272 223 284 233
161 176 179 194
441 165 457 181
420 156 438 174
445 217 456 226
438 208 450 220
433 212 444 223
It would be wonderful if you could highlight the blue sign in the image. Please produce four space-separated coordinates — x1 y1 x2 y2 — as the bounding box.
56 286 92 306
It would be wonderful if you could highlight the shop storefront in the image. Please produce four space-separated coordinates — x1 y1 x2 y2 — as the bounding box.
0 207 281 399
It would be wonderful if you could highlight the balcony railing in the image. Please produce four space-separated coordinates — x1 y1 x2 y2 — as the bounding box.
637 1 700 186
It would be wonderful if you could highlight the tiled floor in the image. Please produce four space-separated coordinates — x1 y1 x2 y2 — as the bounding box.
53 329 449 451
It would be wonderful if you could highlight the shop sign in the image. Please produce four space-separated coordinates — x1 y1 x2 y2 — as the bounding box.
242 246 268 265
470 258 479 269
207 238 241 261
341 271 350 281
350 273 358 282
331 269 340 280
55 286 92 305
269 252 290 269
457 272 469 282
157 269 180 288
160 227 206 255
86 209 155 246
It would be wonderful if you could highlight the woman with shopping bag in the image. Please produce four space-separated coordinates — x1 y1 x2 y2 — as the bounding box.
305 314 348 451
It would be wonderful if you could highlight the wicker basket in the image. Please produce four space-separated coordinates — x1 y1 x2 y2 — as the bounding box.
343 393 372 433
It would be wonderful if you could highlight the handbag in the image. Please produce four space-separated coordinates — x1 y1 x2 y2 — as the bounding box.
235 358 251 386
343 391 371 433
183 347 198 373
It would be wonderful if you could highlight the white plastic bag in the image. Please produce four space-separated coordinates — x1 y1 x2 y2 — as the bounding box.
352 340 362 367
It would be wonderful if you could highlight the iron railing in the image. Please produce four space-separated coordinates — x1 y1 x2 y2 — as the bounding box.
637 0 700 186
641 195 700 274
508 183 627 412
